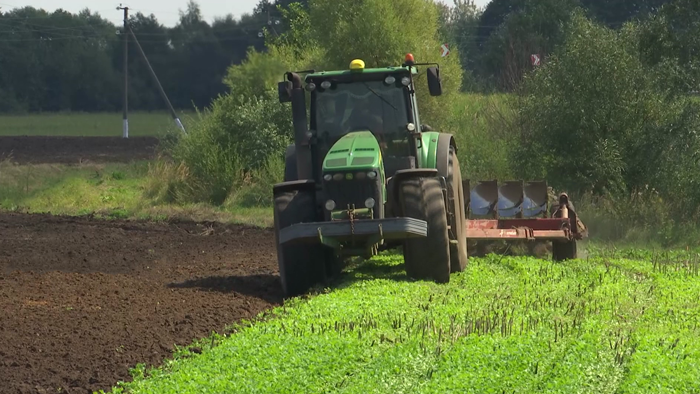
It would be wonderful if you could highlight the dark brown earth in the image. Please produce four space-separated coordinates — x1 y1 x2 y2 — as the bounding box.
0 212 281 394
0 136 160 164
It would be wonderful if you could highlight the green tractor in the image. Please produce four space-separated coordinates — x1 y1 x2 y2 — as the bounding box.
274 54 585 297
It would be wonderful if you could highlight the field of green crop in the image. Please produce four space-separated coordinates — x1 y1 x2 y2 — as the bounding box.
105 248 700 394
0 111 185 137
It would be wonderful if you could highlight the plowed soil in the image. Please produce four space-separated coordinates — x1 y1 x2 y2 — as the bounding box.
0 212 282 394
0 136 159 164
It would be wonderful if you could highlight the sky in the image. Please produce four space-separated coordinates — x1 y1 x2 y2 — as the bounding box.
3 0 493 27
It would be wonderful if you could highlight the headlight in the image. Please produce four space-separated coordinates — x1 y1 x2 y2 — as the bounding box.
332 173 344 181
324 174 332 181
345 173 353 180
364 197 375 209
401 77 411 86
367 171 377 179
355 172 366 180
384 76 396 85
320 80 332 89
325 200 336 211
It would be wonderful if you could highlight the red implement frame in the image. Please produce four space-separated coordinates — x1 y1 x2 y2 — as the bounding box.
465 218 574 241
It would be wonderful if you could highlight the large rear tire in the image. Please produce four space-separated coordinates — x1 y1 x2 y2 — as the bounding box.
446 146 468 272
273 188 326 297
399 177 451 283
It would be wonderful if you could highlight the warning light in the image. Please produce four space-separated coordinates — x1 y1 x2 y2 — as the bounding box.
404 53 415 66
349 59 365 70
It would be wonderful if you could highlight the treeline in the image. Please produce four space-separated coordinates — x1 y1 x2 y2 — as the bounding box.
439 0 677 91
0 0 305 113
0 0 687 113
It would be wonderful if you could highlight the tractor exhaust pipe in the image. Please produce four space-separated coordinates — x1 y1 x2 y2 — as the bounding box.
286 72 313 180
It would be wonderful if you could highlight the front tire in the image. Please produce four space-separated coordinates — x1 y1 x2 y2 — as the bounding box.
399 177 451 283
273 188 326 297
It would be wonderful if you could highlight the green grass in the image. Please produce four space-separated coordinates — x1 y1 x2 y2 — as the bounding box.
0 111 192 137
0 160 273 227
103 250 700 394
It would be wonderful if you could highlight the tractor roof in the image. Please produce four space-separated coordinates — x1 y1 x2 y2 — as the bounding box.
306 66 416 80
305 57 419 82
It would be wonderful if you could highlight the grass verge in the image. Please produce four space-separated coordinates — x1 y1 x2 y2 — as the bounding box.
104 249 700 394
0 160 273 227
0 111 189 137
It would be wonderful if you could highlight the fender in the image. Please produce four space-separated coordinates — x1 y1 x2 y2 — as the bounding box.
390 168 443 217
420 131 441 169
273 179 316 196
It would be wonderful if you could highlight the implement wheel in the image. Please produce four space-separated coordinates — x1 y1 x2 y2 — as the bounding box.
399 177 451 283
552 240 577 261
273 188 326 297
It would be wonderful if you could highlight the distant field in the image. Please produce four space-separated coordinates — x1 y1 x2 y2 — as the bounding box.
0 111 191 137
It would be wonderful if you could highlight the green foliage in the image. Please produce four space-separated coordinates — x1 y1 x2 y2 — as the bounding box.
222 48 291 99
166 93 291 204
636 0 700 93
442 93 514 180
104 251 700 393
510 11 700 202
479 0 580 90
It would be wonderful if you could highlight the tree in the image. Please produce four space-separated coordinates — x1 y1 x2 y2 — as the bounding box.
479 0 580 90
637 0 700 93
511 10 700 206
438 0 484 91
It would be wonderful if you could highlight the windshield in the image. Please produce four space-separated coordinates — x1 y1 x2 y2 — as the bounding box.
313 79 410 144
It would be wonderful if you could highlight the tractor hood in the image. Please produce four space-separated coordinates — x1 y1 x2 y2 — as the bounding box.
322 131 382 171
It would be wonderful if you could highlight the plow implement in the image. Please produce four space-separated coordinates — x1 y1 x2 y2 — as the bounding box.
462 179 587 260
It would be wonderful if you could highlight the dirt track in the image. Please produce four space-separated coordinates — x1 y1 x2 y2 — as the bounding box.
0 212 281 394
0 136 159 164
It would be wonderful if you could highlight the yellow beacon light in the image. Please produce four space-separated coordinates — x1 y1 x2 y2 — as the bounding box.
349 59 365 71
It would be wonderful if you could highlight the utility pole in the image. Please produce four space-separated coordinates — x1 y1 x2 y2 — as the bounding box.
128 25 186 133
117 4 129 138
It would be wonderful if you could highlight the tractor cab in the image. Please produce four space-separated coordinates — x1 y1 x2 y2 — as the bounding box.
278 54 443 184
308 59 415 168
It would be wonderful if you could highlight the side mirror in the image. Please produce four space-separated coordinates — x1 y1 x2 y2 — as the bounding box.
278 81 292 103
427 67 442 96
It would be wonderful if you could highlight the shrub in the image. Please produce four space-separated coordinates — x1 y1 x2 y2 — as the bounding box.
155 92 292 205
511 11 700 201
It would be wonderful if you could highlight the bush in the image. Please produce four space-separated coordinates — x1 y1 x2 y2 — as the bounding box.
442 93 515 181
506 10 700 245
153 92 291 205
511 11 700 200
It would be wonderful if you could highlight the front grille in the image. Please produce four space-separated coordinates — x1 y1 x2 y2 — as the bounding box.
324 178 379 211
